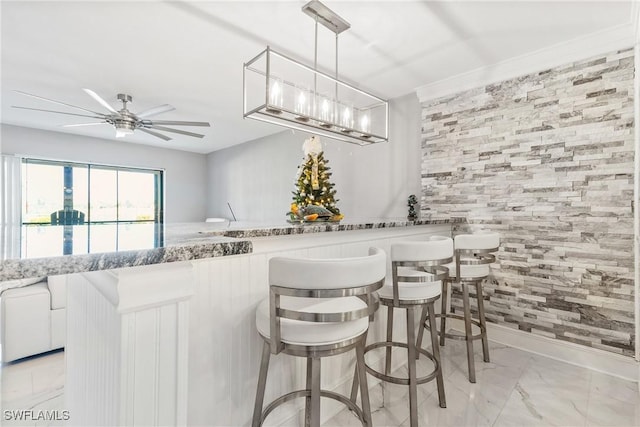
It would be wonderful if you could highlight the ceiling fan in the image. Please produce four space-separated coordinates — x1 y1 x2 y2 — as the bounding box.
12 89 211 141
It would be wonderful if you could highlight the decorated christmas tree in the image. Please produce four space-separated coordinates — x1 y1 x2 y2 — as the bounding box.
288 136 344 222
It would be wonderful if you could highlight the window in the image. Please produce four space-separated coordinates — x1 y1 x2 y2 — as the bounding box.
21 159 164 258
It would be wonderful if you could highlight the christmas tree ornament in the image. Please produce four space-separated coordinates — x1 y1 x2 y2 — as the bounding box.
311 154 320 190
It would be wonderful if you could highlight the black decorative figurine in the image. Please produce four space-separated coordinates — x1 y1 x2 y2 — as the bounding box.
407 194 418 221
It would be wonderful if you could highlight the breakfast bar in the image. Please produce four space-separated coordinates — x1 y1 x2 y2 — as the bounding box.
1 218 462 426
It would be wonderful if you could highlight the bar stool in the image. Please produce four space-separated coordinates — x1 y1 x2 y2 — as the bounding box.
252 247 386 427
431 232 499 383
355 239 452 427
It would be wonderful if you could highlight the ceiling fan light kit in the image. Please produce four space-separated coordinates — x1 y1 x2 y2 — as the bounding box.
243 0 389 146
12 89 210 142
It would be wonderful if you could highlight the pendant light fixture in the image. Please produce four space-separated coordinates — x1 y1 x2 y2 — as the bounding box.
243 0 389 145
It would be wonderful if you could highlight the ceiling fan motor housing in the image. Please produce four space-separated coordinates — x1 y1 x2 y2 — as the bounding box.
114 93 137 132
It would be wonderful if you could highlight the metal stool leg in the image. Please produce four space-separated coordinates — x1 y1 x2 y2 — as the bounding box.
462 283 476 383
475 281 490 363
356 339 372 427
349 364 359 404
406 307 419 427
439 280 448 346
304 357 321 427
252 341 271 427
427 302 446 408
384 305 394 376
414 305 429 359
305 357 313 426
350 330 367 404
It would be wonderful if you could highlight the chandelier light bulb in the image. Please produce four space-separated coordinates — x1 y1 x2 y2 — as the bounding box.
317 95 333 127
270 80 281 106
360 113 370 134
340 104 353 130
266 77 284 114
294 85 311 120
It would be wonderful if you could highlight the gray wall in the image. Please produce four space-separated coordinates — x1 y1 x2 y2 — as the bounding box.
1 124 208 223
421 48 635 356
207 93 422 222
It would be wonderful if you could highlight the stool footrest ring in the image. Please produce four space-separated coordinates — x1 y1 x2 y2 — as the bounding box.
363 342 439 386
427 313 486 341
260 389 366 426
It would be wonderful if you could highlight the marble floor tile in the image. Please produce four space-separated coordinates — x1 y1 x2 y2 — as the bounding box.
585 372 640 427
493 354 593 427
3 344 639 427
1 350 65 427
588 371 639 405
327 340 640 427
493 384 587 427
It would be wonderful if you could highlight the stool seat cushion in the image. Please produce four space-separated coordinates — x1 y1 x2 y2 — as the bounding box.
378 267 442 301
256 296 369 346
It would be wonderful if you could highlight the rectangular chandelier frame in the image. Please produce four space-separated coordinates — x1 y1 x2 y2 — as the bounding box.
242 1 389 146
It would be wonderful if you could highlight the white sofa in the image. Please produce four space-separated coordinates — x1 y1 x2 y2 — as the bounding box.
0 275 66 363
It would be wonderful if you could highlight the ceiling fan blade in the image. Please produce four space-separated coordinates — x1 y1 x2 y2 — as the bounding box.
148 125 205 138
83 88 119 114
136 104 175 118
12 105 106 119
14 90 105 116
63 122 109 128
138 128 172 141
146 120 210 127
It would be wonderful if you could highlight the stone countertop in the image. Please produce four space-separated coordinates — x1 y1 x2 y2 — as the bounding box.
0 240 251 282
0 217 463 281
0 223 252 282
209 217 465 238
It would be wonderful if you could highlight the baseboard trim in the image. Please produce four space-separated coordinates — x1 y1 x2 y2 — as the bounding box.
449 319 638 382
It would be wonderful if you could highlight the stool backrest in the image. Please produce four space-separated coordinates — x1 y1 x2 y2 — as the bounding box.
391 238 453 262
269 247 386 290
390 239 453 305
453 232 500 280
267 247 386 353
454 232 500 251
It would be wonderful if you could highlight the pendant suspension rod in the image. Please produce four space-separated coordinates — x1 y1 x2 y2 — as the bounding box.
335 32 339 121
335 33 339 80
314 14 318 106
314 15 318 71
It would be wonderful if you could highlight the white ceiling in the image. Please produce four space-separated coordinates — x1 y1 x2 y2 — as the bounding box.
1 0 634 154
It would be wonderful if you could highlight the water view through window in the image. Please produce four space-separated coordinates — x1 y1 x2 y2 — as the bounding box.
21 159 164 258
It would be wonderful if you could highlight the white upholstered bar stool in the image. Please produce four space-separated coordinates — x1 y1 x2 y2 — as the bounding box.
355 239 452 427
432 232 500 383
252 248 386 427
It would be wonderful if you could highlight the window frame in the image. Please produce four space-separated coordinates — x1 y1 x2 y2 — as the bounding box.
21 158 164 225
20 157 165 255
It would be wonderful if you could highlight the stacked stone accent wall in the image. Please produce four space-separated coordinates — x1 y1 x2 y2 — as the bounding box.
421 48 635 356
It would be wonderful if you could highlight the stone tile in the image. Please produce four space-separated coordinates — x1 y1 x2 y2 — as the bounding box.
420 48 635 358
